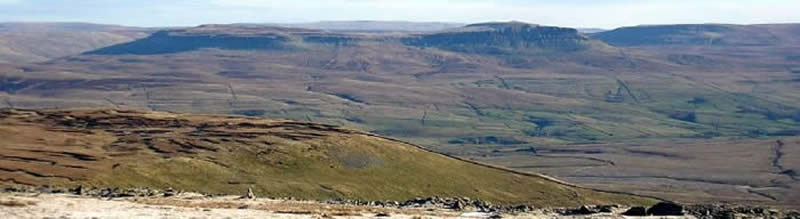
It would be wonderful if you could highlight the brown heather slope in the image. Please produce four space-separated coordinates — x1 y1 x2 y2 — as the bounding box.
0 108 655 207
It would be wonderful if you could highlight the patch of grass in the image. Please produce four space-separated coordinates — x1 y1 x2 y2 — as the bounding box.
96 135 655 206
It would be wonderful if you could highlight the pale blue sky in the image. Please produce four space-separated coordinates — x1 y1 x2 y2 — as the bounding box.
0 0 798 28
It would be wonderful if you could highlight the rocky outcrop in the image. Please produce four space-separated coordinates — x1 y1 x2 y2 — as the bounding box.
404 22 591 54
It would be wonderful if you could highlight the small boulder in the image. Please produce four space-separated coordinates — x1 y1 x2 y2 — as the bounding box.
243 187 256 199
597 205 617 213
622 207 648 216
99 188 119 198
561 205 599 215
647 202 684 216
70 185 84 195
163 188 177 197
451 200 465 211
574 205 599 215
511 204 531 213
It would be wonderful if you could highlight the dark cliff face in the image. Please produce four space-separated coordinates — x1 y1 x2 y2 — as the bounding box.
85 25 367 55
403 22 591 54
592 24 781 47
85 23 592 55
87 30 294 55
300 34 360 46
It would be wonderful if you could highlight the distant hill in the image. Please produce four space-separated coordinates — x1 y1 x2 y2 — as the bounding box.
0 109 655 206
86 24 358 55
404 22 595 54
0 22 151 63
0 22 149 33
88 22 601 56
87 25 306 55
752 23 800 45
591 23 800 46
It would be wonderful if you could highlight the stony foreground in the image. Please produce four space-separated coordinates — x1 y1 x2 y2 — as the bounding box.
0 193 674 219
2 192 799 219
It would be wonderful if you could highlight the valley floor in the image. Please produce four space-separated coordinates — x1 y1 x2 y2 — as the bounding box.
469 137 800 207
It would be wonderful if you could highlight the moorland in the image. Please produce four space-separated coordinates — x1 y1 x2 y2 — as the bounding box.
0 21 798 207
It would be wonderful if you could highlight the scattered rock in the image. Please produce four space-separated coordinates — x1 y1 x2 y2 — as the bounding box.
3 185 798 218
37 186 53 194
569 205 599 215
686 204 800 219
241 187 256 200
451 200 465 211
163 188 177 197
787 211 800 219
647 201 684 216
509 204 531 213
597 205 617 213
70 185 84 195
622 206 647 216
99 188 117 198
557 205 619 215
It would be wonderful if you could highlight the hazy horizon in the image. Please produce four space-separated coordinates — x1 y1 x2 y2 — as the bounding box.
0 0 798 29
3 20 800 31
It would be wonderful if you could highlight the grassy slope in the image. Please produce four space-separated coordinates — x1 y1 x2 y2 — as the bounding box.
0 109 655 207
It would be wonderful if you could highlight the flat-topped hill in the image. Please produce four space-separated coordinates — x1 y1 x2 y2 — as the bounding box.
405 21 593 54
592 24 800 46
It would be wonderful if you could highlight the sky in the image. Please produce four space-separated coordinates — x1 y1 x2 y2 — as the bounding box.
0 0 798 29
